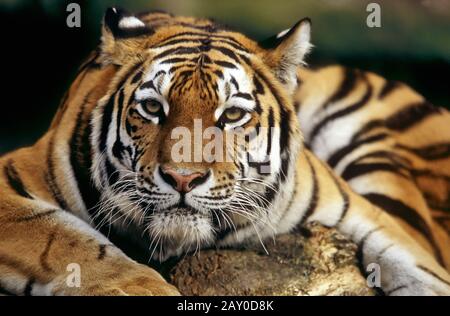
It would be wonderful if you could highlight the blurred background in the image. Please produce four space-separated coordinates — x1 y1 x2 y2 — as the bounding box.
0 0 449 154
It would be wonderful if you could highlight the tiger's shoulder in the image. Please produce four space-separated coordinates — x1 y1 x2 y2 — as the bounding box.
295 64 450 149
294 64 450 235
296 64 448 112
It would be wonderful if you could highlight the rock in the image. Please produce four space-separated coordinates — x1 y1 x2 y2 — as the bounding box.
169 223 375 296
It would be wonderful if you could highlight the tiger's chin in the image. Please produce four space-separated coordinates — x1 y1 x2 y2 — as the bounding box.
145 207 216 261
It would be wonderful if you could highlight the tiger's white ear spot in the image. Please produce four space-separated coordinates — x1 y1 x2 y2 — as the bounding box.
103 7 150 39
277 28 290 39
118 16 146 29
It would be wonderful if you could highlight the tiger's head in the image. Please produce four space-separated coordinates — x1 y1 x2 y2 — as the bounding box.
89 8 311 260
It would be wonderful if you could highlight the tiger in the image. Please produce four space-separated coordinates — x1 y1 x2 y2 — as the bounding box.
0 7 449 296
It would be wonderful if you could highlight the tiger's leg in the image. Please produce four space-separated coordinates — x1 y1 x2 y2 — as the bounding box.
287 150 450 295
0 169 179 295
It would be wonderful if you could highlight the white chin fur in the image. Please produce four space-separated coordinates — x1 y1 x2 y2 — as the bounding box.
146 209 215 261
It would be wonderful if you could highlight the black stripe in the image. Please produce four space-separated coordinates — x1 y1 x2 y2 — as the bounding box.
214 218 252 242
396 143 450 161
299 154 319 224
264 178 280 204
98 60 142 157
386 285 407 296
363 193 430 237
214 60 237 69
411 168 450 183
98 93 116 156
105 158 119 186
46 138 71 211
324 162 350 226
141 79 157 91
278 104 292 154
252 75 264 114
160 57 189 64
323 68 358 110
77 49 101 73
211 45 241 64
376 243 394 263
15 210 57 223
284 171 297 211
112 89 126 162
230 76 239 90
0 282 14 296
309 78 372 143
155 38 206 49
233 92 253 100
378 80 401 99
69 93 101 213
4 160 33 199
213 69 224 79
327 133 389 168
39 233 56 272
98 244 107 260
342 162 409 181
131 69 143 84
363 193 444 265
153 46 202 61
151 32 249 52
350 102 441 143
356 227 383 275
279 156 290 183
385 101 441 131
350 120 384 143
347 150 412 167
23 278 35 296
417 265 450 287
266 108 274 157
253 75 264 94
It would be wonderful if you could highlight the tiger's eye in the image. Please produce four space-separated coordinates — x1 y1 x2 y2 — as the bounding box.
143 99 162 114
223 107 245 122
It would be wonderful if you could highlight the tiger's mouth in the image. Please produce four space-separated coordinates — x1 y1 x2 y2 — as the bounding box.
144 203 217 261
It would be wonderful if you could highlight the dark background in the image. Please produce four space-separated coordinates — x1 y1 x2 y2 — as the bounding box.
0 0 449 154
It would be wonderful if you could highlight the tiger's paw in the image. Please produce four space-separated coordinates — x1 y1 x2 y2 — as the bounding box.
88 278 180 296
62 261 180 296
94 275 180 296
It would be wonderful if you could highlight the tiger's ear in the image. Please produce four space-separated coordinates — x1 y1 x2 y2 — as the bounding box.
100 7 153 65
260 18 312 94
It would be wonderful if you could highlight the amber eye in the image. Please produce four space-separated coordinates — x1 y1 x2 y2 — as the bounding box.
222 107 246 123
142 99 163 115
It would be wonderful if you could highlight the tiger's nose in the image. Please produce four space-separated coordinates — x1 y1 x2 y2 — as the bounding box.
158 167 210 193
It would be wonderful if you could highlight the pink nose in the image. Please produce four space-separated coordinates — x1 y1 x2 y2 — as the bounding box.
159 167 209 193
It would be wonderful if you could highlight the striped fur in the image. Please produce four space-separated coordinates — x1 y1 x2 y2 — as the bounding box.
296 66 450 268
0 8 448 295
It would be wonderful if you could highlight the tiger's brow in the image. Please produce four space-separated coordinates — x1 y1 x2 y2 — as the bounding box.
232 92 253 101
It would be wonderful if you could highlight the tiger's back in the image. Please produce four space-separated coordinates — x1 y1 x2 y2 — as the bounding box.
295 65 450 267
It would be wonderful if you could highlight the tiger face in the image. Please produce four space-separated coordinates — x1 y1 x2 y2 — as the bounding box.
91 8 311 260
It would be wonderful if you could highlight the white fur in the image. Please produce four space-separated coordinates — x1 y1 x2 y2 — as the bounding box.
118 16 145 29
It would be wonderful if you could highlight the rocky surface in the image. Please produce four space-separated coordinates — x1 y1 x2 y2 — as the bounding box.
170 223 375 296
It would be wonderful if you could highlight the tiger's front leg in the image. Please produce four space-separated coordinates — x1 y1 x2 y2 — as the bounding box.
291 151 450 295
0 196 179 296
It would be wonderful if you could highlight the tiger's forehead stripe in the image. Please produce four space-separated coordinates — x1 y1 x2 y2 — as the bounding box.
151 31 250 49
